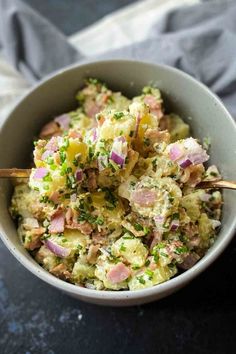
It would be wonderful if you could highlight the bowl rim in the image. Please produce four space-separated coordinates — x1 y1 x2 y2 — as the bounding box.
0 58 236 302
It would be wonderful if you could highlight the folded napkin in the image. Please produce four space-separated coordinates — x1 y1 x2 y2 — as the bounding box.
0 0 236 117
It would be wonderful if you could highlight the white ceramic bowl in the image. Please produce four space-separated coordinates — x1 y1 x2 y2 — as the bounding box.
0 60 235 306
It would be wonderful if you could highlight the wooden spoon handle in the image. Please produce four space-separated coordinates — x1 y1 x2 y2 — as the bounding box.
0 168 31 178
0 169 235 190
197 180 236 190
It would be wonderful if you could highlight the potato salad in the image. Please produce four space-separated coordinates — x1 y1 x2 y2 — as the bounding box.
10 79 222 291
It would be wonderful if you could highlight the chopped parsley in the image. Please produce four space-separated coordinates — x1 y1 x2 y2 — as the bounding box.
114 112 124 120
203 136 211 150
132 265 141 270
59 151 66 163
104 188 117 209
95 216 104 225
73 158 79 167
144 137 151 146
43 173 52 182
210 171 218 177
142 86 152 94
175 246 188 255
39 196 49 203
137 275 146 285
134 223 143 231
145 269 154 280
119 243 126 252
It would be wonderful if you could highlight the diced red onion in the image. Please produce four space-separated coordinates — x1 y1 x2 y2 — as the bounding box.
110 151 125 166
184 138 209 164
41 150 53 161
153 215 165 225
169 138 209 169
33 167 48 179
110 136 128 167
170 219 180 231
187 152 209 165
179 253 200 270
117 136 126 143
75 169 83 182
54 114 70 130
91 128 98 142
179 158 192 169
45 239 70 258
169 145 183 161
45 137 59 152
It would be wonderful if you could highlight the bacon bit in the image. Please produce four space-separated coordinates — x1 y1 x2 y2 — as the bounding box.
107 263 131 284
83 85 97 96
159 116 168 130
131 188 156 207
182 223 198 241
87 169 97 192
26 238 42 251
180 168 190 183
39 121 61 139
187 235 201 248
84 99 101 118
178 253 200 270
49 191 60 204
50 263 71 281
87 244 100 264
144 128 170 145
92 230 107 245
149 262 158 271
78 222 93 235
144 95 163 119
49 210 65 234
66 221 93 235
32 227 46 236
100 92 112 104
187 164 204 187
25 228 45 251
68 130 82 139
65 207 73 225
165 240 187 262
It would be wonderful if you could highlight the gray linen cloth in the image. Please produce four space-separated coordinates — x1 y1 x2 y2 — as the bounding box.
0 0 236 116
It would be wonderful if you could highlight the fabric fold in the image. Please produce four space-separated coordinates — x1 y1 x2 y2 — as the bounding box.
0 0 81 82
0 0 236 117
